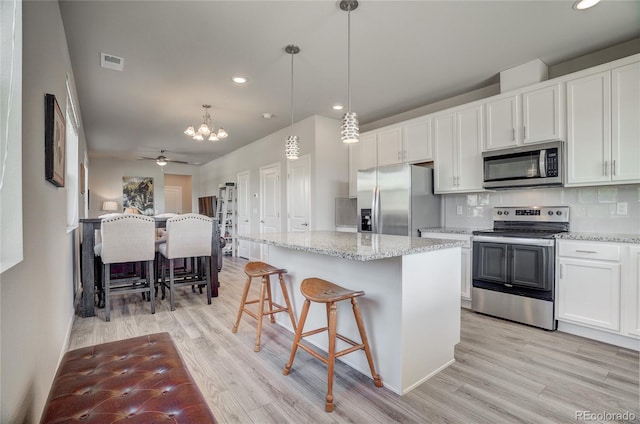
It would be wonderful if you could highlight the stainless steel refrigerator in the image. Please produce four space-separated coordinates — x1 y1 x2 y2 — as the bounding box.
357 164 440 236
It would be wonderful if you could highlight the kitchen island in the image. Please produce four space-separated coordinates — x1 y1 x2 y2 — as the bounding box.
238 231 463 395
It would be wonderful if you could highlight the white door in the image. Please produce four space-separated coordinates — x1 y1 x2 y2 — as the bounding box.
456 104 484 192
260 163 281 260
164 186 183 214
522 83 562 144
288 155 311 232
236 171 251 259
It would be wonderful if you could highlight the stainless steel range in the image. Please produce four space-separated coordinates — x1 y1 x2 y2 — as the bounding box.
472 206 570 330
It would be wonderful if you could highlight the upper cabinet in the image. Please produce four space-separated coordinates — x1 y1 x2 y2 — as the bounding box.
433 103 484 193
348 133 377 198
376 127 403 167
566 60 640 186
484 83 563 151
349 118 433 197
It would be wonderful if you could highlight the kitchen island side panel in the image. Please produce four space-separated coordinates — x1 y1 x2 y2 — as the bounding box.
401 247 461 393
268 245 461 395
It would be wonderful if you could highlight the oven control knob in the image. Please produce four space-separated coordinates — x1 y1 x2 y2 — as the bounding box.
497 211 503 215
556 211 562 216
504 211 509 216
548 211 554 216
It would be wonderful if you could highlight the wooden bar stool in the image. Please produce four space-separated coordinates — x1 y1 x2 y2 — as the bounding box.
232 261 297 352
283 278 383 412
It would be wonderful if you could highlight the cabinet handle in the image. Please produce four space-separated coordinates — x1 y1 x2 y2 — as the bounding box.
575 250 597 254
301 223 308 227
260 220 265 223
523 126 527 139
612 160 616 176
512 128 516 141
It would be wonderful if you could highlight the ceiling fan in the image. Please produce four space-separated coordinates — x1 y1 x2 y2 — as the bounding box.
137 150 189 167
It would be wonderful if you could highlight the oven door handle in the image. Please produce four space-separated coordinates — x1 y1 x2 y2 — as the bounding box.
473 236 555 247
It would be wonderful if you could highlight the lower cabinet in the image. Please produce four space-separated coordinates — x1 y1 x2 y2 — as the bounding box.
623 246 640 338
556 240 639 342
420 232 471 302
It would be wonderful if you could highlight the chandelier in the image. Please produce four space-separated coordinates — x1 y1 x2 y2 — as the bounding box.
184 104 228 142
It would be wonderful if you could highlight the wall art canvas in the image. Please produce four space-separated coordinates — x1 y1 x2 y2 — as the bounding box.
44 94 66 187
122 176 154 215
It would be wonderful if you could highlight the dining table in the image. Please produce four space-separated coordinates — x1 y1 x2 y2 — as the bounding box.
79 217 220 318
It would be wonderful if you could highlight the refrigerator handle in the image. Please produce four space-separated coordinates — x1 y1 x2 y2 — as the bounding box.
373 186 380 233
371 186 377 233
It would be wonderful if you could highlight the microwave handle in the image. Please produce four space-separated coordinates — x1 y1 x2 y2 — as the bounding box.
539 149 547 178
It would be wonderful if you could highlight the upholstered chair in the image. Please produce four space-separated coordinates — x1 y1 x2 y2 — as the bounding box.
94 214 156 321
158 213 213 311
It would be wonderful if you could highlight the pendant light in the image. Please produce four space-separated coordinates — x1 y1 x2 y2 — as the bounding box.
285 44 301 160
340 0 359 144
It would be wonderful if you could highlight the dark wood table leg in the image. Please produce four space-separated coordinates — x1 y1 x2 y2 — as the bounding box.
81 222 96 317
210 221 220 297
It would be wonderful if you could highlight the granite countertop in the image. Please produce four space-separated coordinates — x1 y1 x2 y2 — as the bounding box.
418 227 480 235
554 232 640 244
238 231 465 261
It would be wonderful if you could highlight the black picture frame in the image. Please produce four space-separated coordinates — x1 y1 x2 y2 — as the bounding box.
45 93 66 187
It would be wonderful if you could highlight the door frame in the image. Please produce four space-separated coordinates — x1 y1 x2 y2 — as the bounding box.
236 170 251 259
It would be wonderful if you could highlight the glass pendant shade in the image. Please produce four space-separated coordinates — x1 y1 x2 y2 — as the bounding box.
184 126 195 136
193 134 204 141
217 128 228 139
198 123 211 136
156 158 168 166
341 111 359 144
208 133 219 142
286 135 300 160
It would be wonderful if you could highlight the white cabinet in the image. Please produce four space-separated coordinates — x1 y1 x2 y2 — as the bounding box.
566 60 640 186
433 103 484 193
403 117 433 163
376 127 403 167
420 232 472 301
557 240 622 332
484 83 563 151
348 133 377 198
622 246 640 338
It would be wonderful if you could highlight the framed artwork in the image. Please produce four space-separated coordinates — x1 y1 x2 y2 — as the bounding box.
44 94 66 187
122 176 154 215
80 162 86 194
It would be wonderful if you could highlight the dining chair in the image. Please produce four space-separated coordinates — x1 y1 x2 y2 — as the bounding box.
94 214 156 321
158 213 213 311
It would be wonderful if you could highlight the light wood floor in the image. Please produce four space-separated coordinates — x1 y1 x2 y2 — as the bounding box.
69 256 640 423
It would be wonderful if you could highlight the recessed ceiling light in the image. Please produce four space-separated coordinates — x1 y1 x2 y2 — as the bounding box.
262 112 274 119
332 104 344 111
573 0 600 10
232 76 247 84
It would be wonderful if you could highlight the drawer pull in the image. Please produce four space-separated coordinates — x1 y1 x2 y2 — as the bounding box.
575 250 597 254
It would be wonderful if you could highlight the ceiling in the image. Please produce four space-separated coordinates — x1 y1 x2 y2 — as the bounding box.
58 1 640 166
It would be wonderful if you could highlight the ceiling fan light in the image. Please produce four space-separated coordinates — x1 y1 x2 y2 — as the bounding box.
285 135 300 160
341 111 359 144
193 134 204 141
217 128 228 139
209 133 219 142
184 125 195 136
156 158 168 166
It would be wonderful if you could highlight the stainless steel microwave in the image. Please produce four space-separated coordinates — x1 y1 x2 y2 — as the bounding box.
482 141 564 189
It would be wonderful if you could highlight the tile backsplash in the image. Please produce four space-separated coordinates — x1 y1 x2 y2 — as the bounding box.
443 184 640 234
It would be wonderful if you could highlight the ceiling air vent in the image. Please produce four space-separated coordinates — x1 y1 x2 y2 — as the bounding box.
100 53 124 71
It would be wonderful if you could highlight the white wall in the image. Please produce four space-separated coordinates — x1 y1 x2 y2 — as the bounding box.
88 157 200 218
442 185 640 234
0 2 88 422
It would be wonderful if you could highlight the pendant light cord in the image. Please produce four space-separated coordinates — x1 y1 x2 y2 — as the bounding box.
347 5 352 113
290 50 295 134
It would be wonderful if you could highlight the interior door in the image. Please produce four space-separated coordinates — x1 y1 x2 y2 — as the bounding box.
164 186 183 214
236 170 250 259
260 163 281 260
287 155 311 233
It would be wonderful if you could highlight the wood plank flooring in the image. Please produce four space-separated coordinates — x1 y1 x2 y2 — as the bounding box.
69 256 640 423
